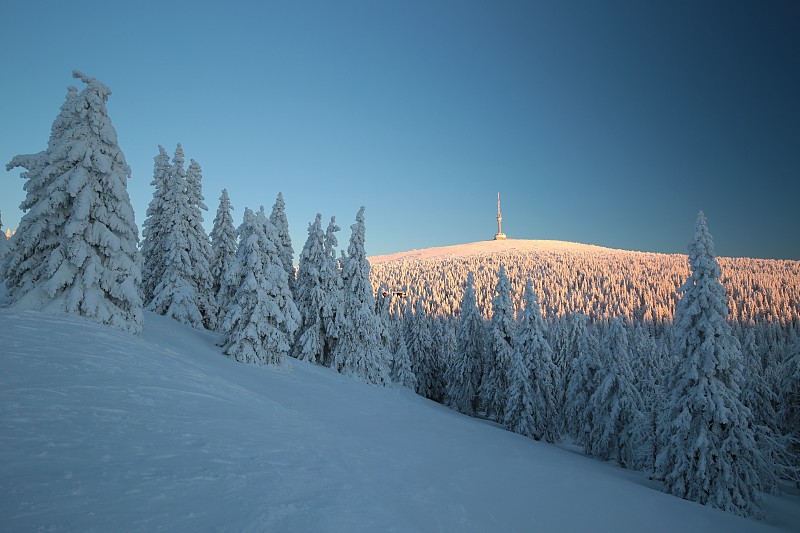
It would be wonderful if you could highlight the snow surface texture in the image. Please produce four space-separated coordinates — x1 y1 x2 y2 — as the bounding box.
2 309 799 532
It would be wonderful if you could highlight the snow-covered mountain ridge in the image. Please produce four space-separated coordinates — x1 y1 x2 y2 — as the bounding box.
2 308 798 532
368 239 800 323
370 239 629 264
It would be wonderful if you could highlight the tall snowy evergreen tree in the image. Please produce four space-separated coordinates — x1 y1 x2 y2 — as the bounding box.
391 323 417 390
184 159 216 327
656 212 765 518
319 216 343 366
3 71 142 334
565 314 601 447
148 147 214 330
332 207 388 384
269 192 295 295
445 272 486 416
505 279 560 442
294 213 328 363
779 339 800 481
210 188 237 322
0 212 8 259
140 145 171 305
408 297 436 398
586 318 642 467
220 208 299 365
481 264 516 421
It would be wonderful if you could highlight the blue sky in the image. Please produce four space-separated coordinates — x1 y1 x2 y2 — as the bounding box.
1 0 798 259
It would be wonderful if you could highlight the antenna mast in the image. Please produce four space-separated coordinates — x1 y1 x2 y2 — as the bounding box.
494 192 507 240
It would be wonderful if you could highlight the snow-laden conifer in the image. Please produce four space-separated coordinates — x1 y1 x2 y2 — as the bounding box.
148 147 210 329
4 72 142 334
407 297 436 398
505 280 559 442
656 212 765 518
319 216 343 366
565 314 601 446
184 159 216 328
0 212 8 259
780 340 800 479
294 214 327 363
445 272 486 416
332 207 388 384
391 323 417 390
210 189 237 321
269 192 295 295
140 145 171 305
586 318 642 467
481 264 516 421
221 208 299 365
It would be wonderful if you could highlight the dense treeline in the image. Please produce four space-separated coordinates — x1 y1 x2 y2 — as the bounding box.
370 246 800 326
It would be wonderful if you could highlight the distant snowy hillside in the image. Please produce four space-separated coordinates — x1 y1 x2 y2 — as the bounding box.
2 309 798 532
369 239 800 324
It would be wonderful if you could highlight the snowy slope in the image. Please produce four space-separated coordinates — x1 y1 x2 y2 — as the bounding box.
2 309 798 532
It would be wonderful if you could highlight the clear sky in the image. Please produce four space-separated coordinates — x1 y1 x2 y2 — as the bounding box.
1 0 798 260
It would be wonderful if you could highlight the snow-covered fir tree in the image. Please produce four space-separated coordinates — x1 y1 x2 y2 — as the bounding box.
148 147 210 330
565 314 601 448
269 192 295 295
319 216 343 367
3 72 142 334
445 272 486 416
407 297 437 398
504 279 559 442
391 322 417 390
294 213 328 363
220 208 299 365
481 264 516 421
0 212 8 259
656 212 765 518
780 339 800 481
184 159 216 327
140 145 171 305
586 318 642 468
332 207 388 384
210 188 237 322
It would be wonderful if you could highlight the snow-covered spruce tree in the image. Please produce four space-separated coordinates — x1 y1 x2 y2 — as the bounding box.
407 297 437 398
148 147 209 329
221 208 299 365
656 212 766 518
550 313 582 435
269 192 295 295
505 279 559 442
0 212 8 259
565 314 601 447
780 339 800 482
586 318 642 467
210 188 237 322
331 207 389 384
391 322 417 390
319 216 343 366
4 72 143 334
481 264 516 421
140 145 171 305
445 272 486 416
3 85 75 302
184 159 216 328
294 214 328 363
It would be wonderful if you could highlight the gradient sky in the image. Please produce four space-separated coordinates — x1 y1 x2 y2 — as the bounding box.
1 0 798 260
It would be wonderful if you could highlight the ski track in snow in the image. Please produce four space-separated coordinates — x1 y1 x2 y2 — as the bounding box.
2 309 798 532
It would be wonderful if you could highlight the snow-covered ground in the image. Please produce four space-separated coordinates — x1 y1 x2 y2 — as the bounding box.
2 308 798 532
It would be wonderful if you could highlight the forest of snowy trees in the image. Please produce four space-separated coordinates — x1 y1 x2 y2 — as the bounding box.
2 72 799 519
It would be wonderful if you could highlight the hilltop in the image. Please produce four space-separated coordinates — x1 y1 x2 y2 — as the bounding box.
2 308 799 531
369 239 800 324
